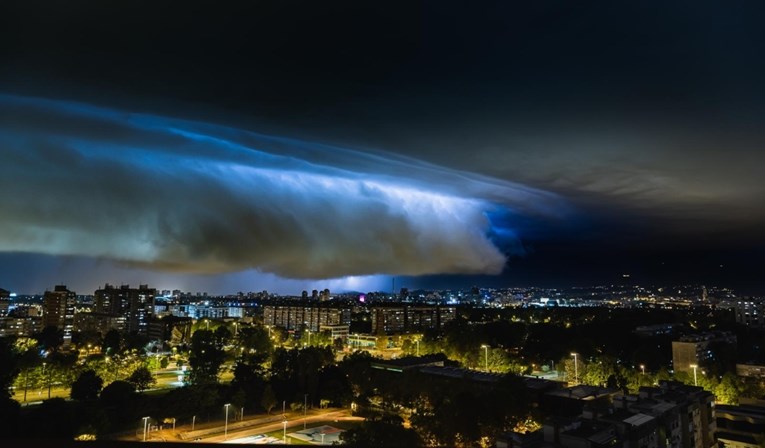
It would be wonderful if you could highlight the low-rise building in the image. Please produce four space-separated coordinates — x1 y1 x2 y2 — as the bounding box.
540 381 715 448
0 316 42 338
716 404 765 448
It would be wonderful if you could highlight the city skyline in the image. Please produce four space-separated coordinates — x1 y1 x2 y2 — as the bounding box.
2 1 764 295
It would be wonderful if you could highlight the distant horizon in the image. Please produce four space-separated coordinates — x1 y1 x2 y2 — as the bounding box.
4 277 756 298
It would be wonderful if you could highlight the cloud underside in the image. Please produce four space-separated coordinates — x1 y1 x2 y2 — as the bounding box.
0 95 563 279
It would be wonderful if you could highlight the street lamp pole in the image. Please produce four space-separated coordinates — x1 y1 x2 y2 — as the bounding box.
41 362 46 397
224 403 231 440
571 353 579 385
282 420 288 444
192 415 196 431
46 362 52 399
142 416 150 442
481 345 489 371
640 364 645 376
690 364 698 386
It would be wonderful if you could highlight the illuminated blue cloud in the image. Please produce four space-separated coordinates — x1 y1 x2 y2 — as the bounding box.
0 94 567 280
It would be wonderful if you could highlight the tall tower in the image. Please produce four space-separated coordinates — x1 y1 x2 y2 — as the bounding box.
43 285 77 344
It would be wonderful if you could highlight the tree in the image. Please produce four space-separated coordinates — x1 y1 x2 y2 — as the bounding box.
715 373 743 405
375 334 388 351
14 339 42 403
71 369 104 401
102 329 123 355
340 415 421 447
0 337 19 400
36 326 64 352
188 329 225 384
127 366 156 392
237 326 273 359
100 380 136 407
214 325 233 347
232 361 266 407
261 384 277 414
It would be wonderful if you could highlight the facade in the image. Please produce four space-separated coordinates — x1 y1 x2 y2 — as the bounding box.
716 404 765 448
732 299 765 327
370 305 456 334
263 304 351 331
147 316 193 345
542 381 715 448
73 312 126 335
736 364 765 379
167 304 243 319
0 316 42 338
634 324 676 337
671 331 737 373
43 285 77 343
94 284 156 334
636 382 716 448
0 288 10 317
319 324 350 340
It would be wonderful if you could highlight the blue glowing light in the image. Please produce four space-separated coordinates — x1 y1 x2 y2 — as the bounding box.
0 94 568 281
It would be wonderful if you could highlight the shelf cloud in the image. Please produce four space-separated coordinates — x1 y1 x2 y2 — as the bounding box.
0 95 566 280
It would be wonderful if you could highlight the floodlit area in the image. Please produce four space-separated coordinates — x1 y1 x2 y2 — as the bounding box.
222 425 344 445
222 434 281 444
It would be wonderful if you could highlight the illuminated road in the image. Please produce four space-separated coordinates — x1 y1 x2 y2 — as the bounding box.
140 408 360 443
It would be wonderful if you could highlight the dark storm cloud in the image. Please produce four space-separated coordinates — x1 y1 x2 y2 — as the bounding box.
1 1 764 292
0 95 566 279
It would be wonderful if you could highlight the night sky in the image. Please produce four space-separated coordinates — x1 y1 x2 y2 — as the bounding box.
1 1 764 295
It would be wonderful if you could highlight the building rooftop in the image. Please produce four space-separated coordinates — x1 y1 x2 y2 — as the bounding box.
546 384 621 401
370 355 445 372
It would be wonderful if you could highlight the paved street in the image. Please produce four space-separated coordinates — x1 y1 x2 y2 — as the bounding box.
130 408 360 443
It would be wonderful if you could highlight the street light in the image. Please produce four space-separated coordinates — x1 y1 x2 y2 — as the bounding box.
415 339 420 357
40 362 46 397
481 345 489 371
282 420 288 444
45 362 52 399
570 353 579 385
640 364 646 376
690 364 698 386
224 403 231 440
304 394 308 429
142 416 150 442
